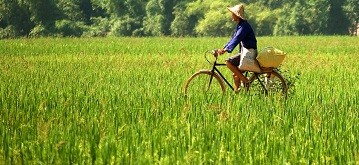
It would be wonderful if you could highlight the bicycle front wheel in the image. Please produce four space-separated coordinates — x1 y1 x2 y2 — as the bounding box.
183 70 226 97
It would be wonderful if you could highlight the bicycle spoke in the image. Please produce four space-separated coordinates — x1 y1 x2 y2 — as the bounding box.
246 71 287 97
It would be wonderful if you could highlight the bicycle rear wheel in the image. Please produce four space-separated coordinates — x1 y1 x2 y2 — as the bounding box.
183 70 226 98
248 70 288 97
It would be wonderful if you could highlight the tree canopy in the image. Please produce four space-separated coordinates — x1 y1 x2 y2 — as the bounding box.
0 0 357 38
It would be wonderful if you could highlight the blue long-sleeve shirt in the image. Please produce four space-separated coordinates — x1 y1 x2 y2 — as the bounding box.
223 21 257 53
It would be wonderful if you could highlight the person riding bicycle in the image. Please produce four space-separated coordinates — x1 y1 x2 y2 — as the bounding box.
217 4 258 93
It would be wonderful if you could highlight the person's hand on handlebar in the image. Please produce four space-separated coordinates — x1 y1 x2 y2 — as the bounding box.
217 49 227 55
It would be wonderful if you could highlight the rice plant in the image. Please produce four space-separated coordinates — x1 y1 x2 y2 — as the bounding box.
0 36 358 164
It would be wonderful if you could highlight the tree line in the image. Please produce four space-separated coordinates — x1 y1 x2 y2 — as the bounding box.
0 0 358 38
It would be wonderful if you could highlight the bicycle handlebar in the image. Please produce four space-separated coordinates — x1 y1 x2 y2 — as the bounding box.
205 49 219 64
211 49 219 57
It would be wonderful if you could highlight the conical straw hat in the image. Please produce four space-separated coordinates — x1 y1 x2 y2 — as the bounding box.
227 4 246 20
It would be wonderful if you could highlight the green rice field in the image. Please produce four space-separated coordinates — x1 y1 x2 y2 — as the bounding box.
0 36 358 164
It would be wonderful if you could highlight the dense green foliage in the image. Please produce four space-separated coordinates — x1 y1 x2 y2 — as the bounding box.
0 36 358 164
0 0 358 38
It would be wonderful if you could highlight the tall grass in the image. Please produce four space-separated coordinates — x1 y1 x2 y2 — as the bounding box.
0 36 358 164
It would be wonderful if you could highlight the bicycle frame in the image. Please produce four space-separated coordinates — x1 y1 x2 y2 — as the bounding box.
209 60 235 91
206 51 270 94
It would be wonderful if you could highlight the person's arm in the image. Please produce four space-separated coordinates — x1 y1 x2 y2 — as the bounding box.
223 24 249 53
217 48 227 55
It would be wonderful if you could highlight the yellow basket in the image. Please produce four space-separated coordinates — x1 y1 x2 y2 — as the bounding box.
256 47 286 68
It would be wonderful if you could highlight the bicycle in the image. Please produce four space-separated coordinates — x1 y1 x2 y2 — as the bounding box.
183 50 288 97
